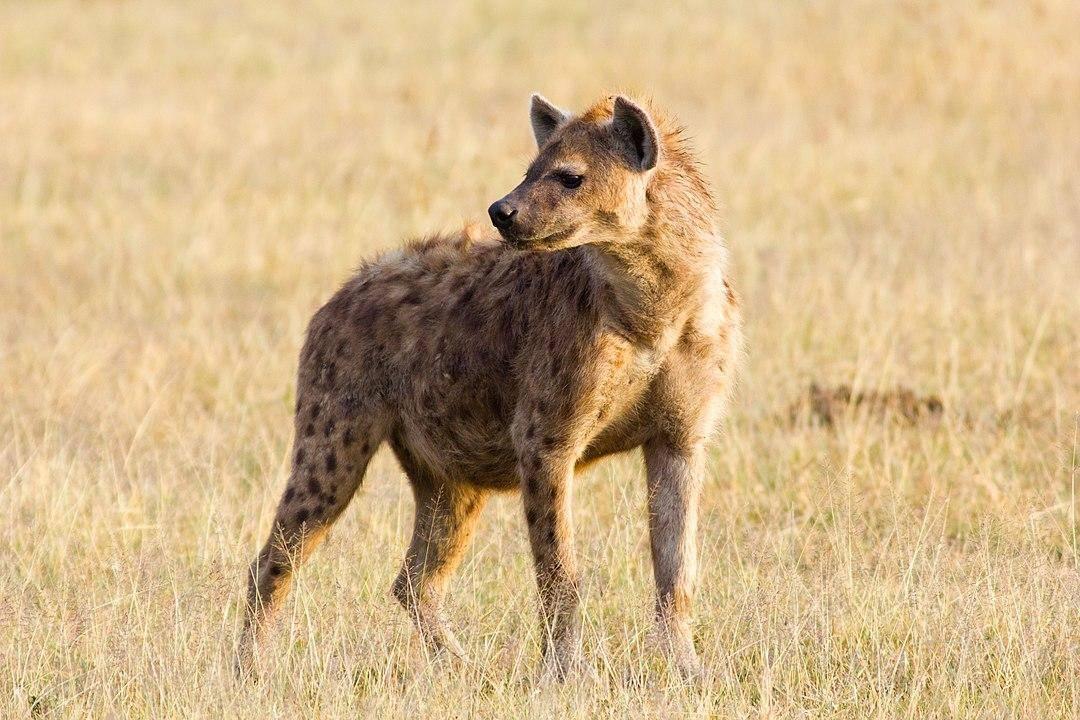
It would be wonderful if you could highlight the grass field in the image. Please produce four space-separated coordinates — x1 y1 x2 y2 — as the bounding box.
2 1 1079 717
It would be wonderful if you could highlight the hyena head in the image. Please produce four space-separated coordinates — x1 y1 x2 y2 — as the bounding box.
487 94 661 250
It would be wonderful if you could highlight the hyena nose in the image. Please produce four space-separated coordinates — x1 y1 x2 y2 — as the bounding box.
487 200 517 230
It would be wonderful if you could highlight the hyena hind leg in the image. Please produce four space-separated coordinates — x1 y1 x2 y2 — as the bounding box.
389 450 489 662
235 416 383 678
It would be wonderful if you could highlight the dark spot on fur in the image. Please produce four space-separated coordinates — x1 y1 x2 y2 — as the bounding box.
310 403 321 420
526 475 538 495
359 441 370 455
324 418 336 438
525 423 535 440
595 209 620 227
340 391 361 418
545 526 557 546
296 508 310 524
326 452 337 473
307 477 321 495
526 508 537 525
284 487 296 503
577 282 592 313
295 447 305 465
460 308 481 332
304 422 315 437
353 301 378 328
343 427 355 446
269 564 284 577
543 436 556 449
336 339 348 356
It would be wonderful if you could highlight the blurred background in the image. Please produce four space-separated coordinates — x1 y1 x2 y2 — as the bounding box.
1 1 1078 716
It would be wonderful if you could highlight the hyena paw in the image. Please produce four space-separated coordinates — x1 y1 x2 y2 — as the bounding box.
654 622 705 684
674 652 705 685
536 649 600 687
232 646 259 683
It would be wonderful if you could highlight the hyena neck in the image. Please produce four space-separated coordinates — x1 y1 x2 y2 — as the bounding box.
586 141 726 345
585 209 725 346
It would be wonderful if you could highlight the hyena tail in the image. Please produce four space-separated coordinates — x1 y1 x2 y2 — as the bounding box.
235 401 385 678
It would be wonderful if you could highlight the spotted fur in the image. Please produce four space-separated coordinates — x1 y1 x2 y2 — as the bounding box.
236 94 743 682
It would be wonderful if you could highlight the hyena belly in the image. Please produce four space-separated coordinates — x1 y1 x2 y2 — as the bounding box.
392 373 521 490
389 325 652 489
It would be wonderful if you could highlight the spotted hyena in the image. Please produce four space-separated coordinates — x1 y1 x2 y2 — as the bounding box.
236 93 742 682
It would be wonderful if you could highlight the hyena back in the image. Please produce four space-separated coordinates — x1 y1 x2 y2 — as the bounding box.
237 93 742 682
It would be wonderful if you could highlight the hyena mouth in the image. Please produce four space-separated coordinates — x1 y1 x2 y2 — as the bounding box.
501 226 575 250
496 230 527 249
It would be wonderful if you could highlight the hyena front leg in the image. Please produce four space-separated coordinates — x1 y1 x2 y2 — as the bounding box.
391 467 488 661
235 409 382 678
518 453 585 682
643 439 705 680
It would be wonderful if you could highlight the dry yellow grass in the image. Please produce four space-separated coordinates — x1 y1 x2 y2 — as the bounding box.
2 1 1079 717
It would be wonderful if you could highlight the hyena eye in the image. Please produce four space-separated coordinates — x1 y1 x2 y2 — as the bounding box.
554 172 584 190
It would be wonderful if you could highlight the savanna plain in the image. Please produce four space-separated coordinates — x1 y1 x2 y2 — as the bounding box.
2 1 1078 717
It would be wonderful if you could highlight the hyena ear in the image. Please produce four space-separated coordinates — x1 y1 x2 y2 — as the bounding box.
611 96 659 171
529 93 568 148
